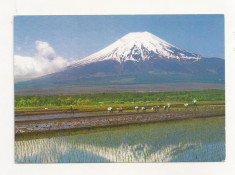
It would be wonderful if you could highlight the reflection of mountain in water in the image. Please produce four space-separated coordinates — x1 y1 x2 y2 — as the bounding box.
15 117 225 163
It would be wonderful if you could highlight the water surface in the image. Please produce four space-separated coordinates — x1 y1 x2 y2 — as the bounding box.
15 116 225 163
15 112 126 121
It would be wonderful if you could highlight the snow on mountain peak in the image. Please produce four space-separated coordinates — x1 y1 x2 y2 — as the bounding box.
72 31 202 67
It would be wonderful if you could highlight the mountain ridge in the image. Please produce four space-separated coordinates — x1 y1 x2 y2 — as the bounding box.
15 32 224 91
70 32 202 69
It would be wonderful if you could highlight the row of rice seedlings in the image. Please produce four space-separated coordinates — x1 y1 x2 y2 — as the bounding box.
16 138 222 163
15 116 225 163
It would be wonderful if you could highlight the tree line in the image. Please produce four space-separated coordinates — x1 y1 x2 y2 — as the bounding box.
15 89 225 107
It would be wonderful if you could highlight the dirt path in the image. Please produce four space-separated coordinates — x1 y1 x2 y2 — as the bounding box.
15 107 225 135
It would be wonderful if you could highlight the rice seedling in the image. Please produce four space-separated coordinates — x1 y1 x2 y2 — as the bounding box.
15 116 225 163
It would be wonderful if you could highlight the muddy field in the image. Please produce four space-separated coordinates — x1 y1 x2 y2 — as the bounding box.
15 105 225 136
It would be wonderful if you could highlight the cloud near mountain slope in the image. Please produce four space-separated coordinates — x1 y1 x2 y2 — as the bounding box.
15 32 224 91
14 41 76 82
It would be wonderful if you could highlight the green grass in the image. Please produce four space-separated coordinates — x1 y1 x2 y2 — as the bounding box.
15 89 225 110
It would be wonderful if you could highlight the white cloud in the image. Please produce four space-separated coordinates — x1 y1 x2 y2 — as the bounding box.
14 41 75 82
35 40 56 59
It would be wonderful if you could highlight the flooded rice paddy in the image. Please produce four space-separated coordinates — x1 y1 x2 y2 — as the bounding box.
15 112 127 121
15 116 225 163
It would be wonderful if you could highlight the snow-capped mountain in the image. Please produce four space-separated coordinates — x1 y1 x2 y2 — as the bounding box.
15 32 224 91
72 32 202 68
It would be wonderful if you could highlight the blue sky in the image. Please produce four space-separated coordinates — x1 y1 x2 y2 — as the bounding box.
14 15 224 60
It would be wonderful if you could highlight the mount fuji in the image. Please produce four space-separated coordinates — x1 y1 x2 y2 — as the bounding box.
15 32 224 92
72 31 202 67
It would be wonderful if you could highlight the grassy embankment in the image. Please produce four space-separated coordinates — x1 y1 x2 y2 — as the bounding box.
15 89 225 112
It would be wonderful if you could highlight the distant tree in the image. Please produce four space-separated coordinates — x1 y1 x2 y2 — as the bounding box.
18 98 26 107
65 97 73 105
